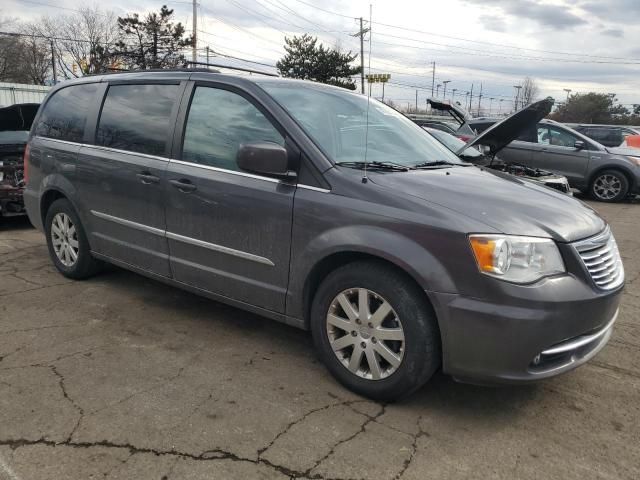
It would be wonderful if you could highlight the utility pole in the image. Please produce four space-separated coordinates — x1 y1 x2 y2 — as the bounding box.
352 18 370 94
192 0 198 64
477 83 483 115
451 88 457 102
431 61 435 97
469 84 474 111
415 90 418 112
50 40 57 84
436 84 441 97
499 99 504 114
205 46 209 65
488 97 494 115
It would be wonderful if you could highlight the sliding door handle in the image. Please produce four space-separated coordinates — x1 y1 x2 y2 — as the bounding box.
169 179 197 193
136 172 160 184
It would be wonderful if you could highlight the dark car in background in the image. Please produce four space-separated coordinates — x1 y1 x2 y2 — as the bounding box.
0 103 38 218
569 124 640 148
25 72 623 400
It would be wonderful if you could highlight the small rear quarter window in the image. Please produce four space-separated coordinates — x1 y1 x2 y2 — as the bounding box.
35 83 99 143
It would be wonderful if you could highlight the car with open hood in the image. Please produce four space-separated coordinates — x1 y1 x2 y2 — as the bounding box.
24 71 624 400
498 119 640 202
423 98 571 195
0 103 38 218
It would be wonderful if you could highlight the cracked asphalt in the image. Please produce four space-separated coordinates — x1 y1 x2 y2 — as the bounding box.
0 199 638 480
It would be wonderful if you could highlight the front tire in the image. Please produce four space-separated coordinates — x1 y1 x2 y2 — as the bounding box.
590 170 629 202
45 198 102 279
310 261 440 401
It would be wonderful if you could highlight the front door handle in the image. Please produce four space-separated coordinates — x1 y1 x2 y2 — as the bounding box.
137 172 160 184
169 179 197 193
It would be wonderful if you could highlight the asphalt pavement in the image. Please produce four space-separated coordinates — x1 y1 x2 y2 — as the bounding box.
0 199 638 480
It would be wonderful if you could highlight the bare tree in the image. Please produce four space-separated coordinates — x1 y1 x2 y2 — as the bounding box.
33 6 120 78
16 26 51 84
520 77 540 107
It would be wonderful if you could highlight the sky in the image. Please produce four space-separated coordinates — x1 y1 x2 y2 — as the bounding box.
3 0 640 115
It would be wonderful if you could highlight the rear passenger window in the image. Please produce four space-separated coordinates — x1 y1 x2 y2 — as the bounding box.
182 86 284 171
96 84 179 156
35 84 98 142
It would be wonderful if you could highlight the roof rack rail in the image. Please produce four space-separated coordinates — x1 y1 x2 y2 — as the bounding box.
185 61 278 77
104 67 218 75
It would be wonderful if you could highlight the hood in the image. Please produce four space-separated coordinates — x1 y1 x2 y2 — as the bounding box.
427 99 470 127
369 166 604 242
606 145 640 156
0 103 40 132
456 98 554 156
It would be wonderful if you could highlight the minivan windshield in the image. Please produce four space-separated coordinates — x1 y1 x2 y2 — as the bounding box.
259 81 463 168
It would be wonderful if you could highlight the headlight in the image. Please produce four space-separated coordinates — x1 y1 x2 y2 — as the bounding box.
469 234 565 283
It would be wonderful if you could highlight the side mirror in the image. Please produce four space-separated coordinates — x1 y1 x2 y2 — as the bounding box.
236 142 294 178
574 140 586 150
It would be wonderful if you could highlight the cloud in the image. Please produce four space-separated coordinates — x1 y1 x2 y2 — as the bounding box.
601 28 624 38
580 0 640 23
464 0 587 30
479 15 508 32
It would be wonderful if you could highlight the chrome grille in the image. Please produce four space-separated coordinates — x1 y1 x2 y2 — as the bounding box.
573 227 624 290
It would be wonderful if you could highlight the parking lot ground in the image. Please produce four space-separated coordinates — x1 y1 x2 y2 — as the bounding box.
0 199 638 480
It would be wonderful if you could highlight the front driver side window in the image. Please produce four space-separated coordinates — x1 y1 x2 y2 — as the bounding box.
182 86 284 171
547 126 578 147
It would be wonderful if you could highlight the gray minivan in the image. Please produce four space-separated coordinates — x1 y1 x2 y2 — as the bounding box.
24 71 624 400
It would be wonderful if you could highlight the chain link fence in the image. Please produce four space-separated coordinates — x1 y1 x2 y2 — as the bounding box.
0 83 50 107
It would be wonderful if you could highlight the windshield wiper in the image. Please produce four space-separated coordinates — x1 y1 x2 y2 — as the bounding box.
413 160 466 169
335 161 414 172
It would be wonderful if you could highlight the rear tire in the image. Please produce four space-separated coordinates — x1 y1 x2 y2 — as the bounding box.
45 198 102 279
590 170 629 202
310 261 440 401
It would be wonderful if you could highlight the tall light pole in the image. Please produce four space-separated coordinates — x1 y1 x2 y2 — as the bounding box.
498 99 504 114
442 80 451 99
513 85 522 112
451 88 457 102
192 0 198 64
436 83 441 97
488 97 494 115
564 88 572 101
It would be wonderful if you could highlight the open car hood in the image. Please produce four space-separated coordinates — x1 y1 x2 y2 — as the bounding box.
455 98 554 156
427 99 470 127
0 103 39 132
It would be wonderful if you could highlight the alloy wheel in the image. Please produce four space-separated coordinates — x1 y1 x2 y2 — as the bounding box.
326 288 405 380
593 174 622 201
51 212 79 267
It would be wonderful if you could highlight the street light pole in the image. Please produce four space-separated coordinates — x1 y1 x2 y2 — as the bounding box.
436 84 441 97
442 80 451 99
513 85 522 112
451 88 457 102
488 97 494 115
498 99 504 114
564 88 572 101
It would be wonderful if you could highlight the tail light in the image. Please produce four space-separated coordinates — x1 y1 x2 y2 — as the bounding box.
23 143 30 185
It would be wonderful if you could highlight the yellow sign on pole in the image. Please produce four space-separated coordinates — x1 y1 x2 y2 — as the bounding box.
365 73 391 83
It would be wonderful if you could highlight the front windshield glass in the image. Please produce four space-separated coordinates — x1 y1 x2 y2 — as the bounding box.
428 129 482 159
259 81 463 167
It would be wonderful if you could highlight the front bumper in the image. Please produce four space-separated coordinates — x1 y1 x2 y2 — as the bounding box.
428 276 623 385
